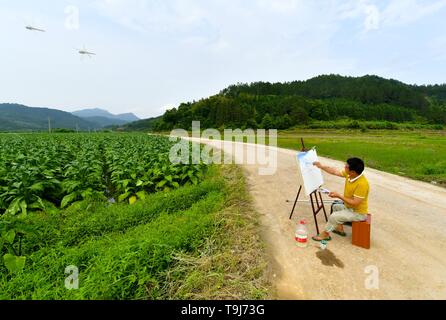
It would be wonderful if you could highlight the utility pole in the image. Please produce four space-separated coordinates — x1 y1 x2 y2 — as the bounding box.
76 123 79 133
48 116 52 134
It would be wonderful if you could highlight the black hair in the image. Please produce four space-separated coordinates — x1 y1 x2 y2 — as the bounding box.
347 158 365 175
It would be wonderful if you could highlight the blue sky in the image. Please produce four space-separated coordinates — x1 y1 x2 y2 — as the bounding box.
1 0 446 118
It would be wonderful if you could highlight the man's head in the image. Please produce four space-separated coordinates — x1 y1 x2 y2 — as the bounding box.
345 158 365 178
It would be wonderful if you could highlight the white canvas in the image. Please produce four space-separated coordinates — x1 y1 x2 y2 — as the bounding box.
297 149 324 196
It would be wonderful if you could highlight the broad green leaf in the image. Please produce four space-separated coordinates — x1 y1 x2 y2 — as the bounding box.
29 197 45 210
3 254 26 274
122 180 130 188
19 200 27 216
156 180 167 188
118 192 130 202
129 196 137 205
29 182 45 192
136 191 147 200
81 189 93 199
61 192 77 208
1 230 16 243
12 182 22 189
6 197 22 215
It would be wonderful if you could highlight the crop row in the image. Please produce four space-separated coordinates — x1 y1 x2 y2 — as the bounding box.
0 133 205 216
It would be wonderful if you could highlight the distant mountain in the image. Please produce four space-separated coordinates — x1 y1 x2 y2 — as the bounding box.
80 116 129 128
116 116 162 131
0 103 99 132
113 113 140 122
72 108 140 123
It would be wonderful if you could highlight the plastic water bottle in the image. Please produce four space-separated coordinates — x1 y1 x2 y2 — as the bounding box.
295 220 308 248
320 240 328 250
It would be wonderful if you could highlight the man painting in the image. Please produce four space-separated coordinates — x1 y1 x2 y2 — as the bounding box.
311 158 370 242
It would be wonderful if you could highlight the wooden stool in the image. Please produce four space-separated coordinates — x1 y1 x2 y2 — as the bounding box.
352 214 372 249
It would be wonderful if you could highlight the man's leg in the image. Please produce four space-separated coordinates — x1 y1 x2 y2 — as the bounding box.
313 210 366 241
330 203 347 233
332 202 346 213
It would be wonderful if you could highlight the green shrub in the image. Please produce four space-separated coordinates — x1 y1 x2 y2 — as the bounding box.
348 120 361 129
421 163 446 175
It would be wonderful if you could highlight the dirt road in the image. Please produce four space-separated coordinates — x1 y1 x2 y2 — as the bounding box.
186 137 446 299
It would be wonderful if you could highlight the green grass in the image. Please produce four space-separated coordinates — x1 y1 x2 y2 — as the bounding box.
0 165 270 300
276 129 446 186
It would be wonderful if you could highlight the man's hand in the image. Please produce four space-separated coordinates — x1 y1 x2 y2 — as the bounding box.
313 161 322 169
313 162 344 177
329 192 341 199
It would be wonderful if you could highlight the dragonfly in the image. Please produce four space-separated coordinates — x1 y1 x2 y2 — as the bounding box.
25 25 46 32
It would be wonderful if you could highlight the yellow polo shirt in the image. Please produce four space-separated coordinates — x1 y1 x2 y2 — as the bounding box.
341 170 370 214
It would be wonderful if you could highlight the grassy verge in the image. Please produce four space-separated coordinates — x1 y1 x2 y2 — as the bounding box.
0 165 270 300
163 165 271 300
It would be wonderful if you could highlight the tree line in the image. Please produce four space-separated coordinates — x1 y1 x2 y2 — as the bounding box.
146 75 446 131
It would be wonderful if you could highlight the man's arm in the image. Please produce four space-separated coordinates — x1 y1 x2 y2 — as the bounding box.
329 192 364 208
313 162 344 177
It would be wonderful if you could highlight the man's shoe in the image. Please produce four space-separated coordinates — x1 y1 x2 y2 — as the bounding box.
312 235 332 242
333 230 347 237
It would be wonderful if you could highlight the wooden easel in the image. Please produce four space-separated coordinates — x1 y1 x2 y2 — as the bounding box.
289 138 328 234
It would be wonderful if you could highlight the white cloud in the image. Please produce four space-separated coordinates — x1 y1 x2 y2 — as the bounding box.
93 0 210 34
364 5 380 30
337 0 446 32
92 0 352 65
381 0 446 27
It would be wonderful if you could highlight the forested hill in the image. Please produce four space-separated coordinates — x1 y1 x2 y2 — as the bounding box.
222 75 434 109
131 75 446 131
